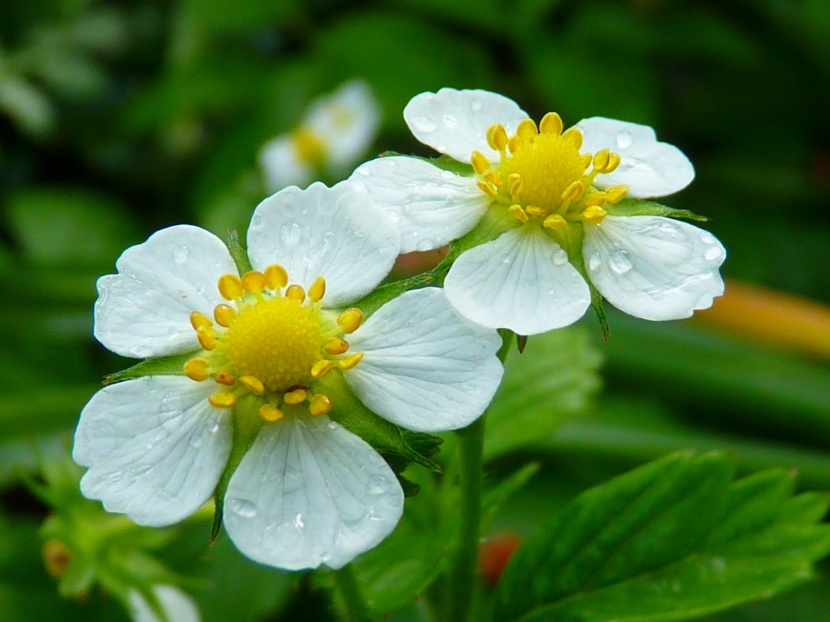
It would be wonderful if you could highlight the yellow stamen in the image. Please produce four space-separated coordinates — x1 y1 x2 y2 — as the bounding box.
508 173 523 197
605 153 621 173
285 284 306 303
509 204 529 223
477 180 500 199
259 403 284 422
582 205 608 225
325 337 349 355
526 205 548 218
583 192 607 207
539 112 563 135
197 325 217 350
284 388 307 405
486 124 509 151
516 118 538 142
265 264 288 290
471 150 490 175
239 375 264 395
593 149 610 173
214 304 237 327
562 127 583 149
338 352 364 370
308 276 326 303
508 135 521 154
605 185 628 204
241 271 267 294
484 170 502 187
337 308 364 334
581 153 593 170
209 392 236 408
311 359 335 379
190 311 213 331
543 214 567 230
561 180 585 203
184 357 210 382
309 394 333 416
214 370 236 386
218 274 244 301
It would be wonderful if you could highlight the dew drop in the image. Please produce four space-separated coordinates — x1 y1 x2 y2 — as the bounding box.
443 113 459 128
403 182 419 198
227 497 258 518
699 231 717 245
189 434 203 448
293 513 305 529
410 115 438 133
704 245 724 262
609 249 633 275
440 170 456 181
587 252 602 272
367 475 390 495
251 214 262 227
280 223 302 248
416 237 436 252
501 255 512 264
551 248 569 266
327 421 339 430
470 98 483 112
173 245 189 266
616 130 633 149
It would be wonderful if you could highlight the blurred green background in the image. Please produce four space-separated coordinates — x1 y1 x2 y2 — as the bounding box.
2 0 830 620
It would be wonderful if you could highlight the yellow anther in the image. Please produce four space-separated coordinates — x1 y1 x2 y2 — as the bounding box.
539 112 563 135
508 173 523 197
583 192 607 207
214 370 236 386
309 394 333 416
508 135 522 154
241 271 267 294
561 180 585 203
562 127 583 149
311 359 335 379
218 274 244 300
605 185 629 204
325 337 350 355
526 205 549 218
308 276 326 303
486 124 509 151
543 214 568 231
581 153 593 170
516 118 538 142
337 308 364 334
593 149 611 173
264 264 288 290
582 205 608 225
209 392 237 409
508 204 529 223
477 180 500 199
239 375 265 395
484 170 503 187
259 403 284 422
284 388 307 405
197 325 217 350
184 357 211 382
605 152 621 173
338 352 364 370
285 284 306 303
189 311 213 331
213 303 237 327
471 150 490 175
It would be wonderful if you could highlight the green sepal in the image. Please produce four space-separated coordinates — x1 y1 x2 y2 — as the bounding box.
103 351 195 384
429 154 475 176
350 271 437 318
226 229 253 275
210 396 265 543
605 198 708 221
590 288 610 341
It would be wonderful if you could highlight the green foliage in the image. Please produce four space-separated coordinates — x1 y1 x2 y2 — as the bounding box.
494 452 830 622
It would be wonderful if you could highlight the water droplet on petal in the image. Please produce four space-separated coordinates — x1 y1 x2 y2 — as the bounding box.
173 245 189 266
502 255 512 264
551 249 569 266
443 113 459 128
293 513 305 529
616 130 633 149
367 475 390 495
280 223 302 248
410 115 438 133
189 434 203 448
704 245 724 262
609 249 633 275
227 498 258 518
587 252 602 272
327 421 339 430
470 98 483 112
699 232 717 245
416 237 436 252
251 214 262 227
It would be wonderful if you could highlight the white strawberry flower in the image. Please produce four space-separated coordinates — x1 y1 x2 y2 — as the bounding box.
259 80 381 191
351 88 726 335
73 181 502 571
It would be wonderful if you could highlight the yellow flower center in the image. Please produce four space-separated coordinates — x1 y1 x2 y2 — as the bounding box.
182 265 366 423
471 112 630 230
292 127 327 166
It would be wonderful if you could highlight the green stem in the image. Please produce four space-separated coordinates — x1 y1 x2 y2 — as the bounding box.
333 565 373 622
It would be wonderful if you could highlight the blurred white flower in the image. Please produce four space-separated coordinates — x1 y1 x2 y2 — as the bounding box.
352 88 725 334
130 585 201 622
259 80 381 190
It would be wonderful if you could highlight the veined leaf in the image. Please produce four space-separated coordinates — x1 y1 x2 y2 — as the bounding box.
494 452 830 622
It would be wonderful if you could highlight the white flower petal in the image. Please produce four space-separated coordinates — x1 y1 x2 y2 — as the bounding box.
444 226 591 335
306 80 381 173
344 288 503 432
73 376 232 527
130 585 201 622
258 135 315 192
94 225 237 359
351 156 490 253
223 415 403 571
247 181 400 306
583 215 726 320
576 117 695 198
404 88 528 163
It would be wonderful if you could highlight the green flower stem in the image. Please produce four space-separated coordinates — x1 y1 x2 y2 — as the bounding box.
333 564 373 622
446 330 514 622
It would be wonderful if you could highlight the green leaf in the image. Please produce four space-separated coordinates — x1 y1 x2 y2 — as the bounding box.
494 452 830 622
484 325 603 459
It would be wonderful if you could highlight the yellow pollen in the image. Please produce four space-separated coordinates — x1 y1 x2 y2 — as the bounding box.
508 173 523 197
338 351 364 370
218 274 244 300
214 370 235 386
286 284 306 303
584 192 607 207
562 127 583 149
308 276 326 303
259 403 284 422
190 311 213 331
214 304 237 327
582 205 608 225
197 326 217 350
509 204 529 223
284 388 307 405
242 271 268 294
477 180 500 199
311 359 335 379
265 264 288 289
516 118 538 141
605 152 621 173
486 124 508 151
309 394 333 416
484 170 502 187
543 214 567 231
561 180 585 203
209 392 236 408
222 296 321 392
239 375 265 395
539 112 563 135
325 337 350 355
292 127 326 165
593 149 611 173
337 308 364 334
526 205 548 218
605 185 629 204
471 150 490 175
184 357 210 382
